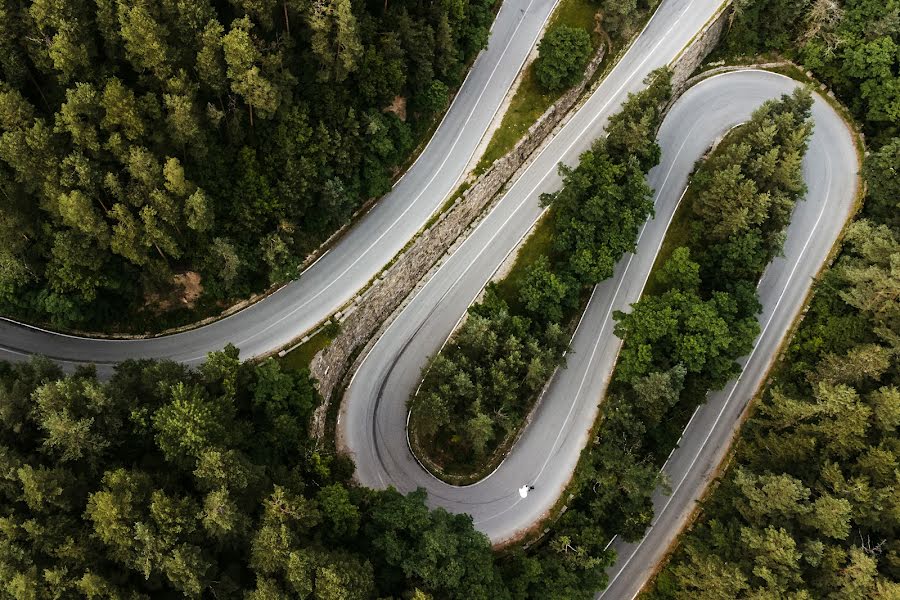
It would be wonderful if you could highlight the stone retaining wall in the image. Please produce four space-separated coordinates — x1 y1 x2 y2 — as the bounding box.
308 46 607 435
670 2 732 96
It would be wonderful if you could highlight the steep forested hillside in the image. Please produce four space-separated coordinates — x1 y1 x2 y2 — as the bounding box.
0 0 494 329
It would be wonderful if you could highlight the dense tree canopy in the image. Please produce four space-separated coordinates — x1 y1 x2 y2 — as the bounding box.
0 349 512 599
534 25 592 92
412 288 570 464
599 0 657 37
647 4 900 594
863 137 900 229
0 0 496 330
725 0 900 143
649 222 900 599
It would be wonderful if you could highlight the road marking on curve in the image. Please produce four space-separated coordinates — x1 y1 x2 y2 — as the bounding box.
350 0 703 515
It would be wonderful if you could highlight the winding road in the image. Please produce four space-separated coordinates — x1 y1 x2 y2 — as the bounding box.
0 0 859 596
0 0 559 368
340 68 857 589
597 71 858 597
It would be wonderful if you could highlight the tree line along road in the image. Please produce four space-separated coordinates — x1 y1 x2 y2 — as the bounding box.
340 67 858 591
341 0 743 540
0 0 724 371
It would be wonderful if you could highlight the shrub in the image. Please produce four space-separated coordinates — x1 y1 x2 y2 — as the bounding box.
535 26 593 92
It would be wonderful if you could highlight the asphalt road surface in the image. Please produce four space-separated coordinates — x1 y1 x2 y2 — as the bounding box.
596 73 858 599
340 0 740 541
339 66 858 575
0 0 559 369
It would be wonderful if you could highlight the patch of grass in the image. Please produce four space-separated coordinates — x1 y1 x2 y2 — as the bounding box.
644 124 750 297
493 208 558 310
279 321 339 371
642 191 694 297
549 0 604 37
475 66 561 174
474 0 603 174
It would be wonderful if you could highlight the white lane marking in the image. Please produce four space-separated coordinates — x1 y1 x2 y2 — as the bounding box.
0 346 28 357
0 317 120 342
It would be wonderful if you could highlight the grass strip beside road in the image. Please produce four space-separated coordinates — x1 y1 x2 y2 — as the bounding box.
474 0 605 174
279 322 339 371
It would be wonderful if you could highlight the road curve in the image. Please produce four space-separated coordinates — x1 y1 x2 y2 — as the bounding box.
338 0 735 541
339 67 858 557
597 73 858 599
0 0 558 369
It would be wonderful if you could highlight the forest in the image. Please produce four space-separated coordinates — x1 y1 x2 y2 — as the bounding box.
504 88 818 586
0 0 495 330
727 0 899 143
646 0 900 596
0 351 515 598
0 67 677 600
648 221 900 598
408 69 671 476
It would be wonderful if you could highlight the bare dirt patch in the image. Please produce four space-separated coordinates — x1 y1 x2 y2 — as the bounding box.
384 95 407 121
144 271 204 313
174 272 203 307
